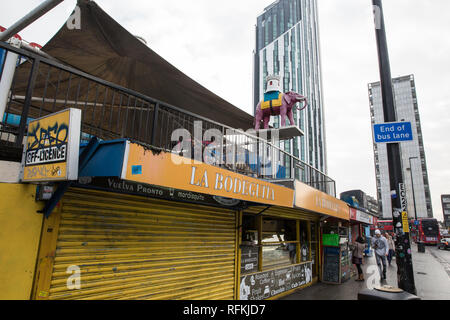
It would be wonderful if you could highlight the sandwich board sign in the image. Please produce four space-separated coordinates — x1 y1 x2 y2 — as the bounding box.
20 108 81 182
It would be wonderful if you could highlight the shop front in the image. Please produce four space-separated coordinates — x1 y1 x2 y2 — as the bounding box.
321 217 353 284
293 181 351 285
33 187 239 300
32 140 295 300
19 111 343 300
349 207 377 242
236 181 350 300
349 207 377 258
238 206 320 300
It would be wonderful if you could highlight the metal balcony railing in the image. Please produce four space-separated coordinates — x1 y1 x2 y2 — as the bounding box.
0 41 336 196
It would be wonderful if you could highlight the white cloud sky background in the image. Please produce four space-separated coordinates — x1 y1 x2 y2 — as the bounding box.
1 0 449 222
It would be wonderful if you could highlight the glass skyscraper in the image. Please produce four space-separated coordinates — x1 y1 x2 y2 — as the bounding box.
253 0 327 176
369 75 433 219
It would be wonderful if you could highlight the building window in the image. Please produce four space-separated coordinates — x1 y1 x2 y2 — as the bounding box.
241 215 259 275
259 217 298 270
263 49 268 92
274 116 280 129
273 41 279 75
310 222 318 277
241 215 316 273
273 14 277 39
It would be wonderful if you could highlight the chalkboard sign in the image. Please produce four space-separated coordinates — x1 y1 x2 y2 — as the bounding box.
239 263 313 300
241 246 259 275
322 246 341 284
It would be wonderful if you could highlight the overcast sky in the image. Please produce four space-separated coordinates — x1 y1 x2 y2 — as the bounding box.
1 0 449 222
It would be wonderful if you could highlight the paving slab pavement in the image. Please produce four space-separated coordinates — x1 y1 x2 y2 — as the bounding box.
412 244 450 300
280 243 450 300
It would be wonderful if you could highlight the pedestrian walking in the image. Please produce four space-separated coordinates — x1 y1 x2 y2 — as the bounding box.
351 236 367 281
371 229 389 280
386 233 396 266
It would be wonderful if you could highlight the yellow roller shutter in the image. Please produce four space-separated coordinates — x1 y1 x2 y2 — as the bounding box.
40 188 237 300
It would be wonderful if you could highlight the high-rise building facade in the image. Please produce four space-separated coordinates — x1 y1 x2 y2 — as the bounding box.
369 75 433 219
366 195 380 217
253 0 327 176
442 195 450 228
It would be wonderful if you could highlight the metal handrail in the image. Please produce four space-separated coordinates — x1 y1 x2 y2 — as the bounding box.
0 41 336 196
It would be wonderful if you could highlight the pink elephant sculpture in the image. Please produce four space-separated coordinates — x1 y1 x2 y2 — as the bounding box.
255 91 308 130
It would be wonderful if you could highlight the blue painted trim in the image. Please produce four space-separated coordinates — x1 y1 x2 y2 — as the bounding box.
42 137 102 218
79 139 127 178
0 48 6 78
2 113 34 126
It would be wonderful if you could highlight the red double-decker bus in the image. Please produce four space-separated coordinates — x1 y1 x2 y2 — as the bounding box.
412 218 440 245
370 220 393 235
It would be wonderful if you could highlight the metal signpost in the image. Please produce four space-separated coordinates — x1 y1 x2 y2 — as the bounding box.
372 0 417 295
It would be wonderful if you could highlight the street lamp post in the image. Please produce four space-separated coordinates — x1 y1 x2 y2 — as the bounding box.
408 157 419 221
371 0 417 295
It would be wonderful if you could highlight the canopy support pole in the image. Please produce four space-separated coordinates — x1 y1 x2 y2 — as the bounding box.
0 0 64 42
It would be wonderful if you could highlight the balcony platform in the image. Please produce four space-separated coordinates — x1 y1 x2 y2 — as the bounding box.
257 126 304 141
266 179 295 190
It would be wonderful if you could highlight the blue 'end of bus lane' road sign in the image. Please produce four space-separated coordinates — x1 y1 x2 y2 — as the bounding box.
374 122 413 143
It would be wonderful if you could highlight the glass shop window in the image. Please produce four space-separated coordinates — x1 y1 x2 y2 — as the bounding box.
310 222 318 278
241 215 259 275
261 218 297 270
299 221 310 262
242 215 258 246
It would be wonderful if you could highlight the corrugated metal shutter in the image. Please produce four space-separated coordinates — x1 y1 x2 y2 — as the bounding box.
47 188 237 300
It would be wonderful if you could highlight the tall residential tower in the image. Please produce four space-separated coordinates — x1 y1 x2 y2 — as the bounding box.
253 0 327 176
369 75 433 219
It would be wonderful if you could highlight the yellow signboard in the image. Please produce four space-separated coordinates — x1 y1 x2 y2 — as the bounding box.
402 212 410 233
122 143 295 208
294 180 349 220
21 109 81 182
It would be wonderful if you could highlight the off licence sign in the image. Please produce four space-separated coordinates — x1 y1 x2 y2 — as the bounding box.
26 144 67 166
21 108 81 182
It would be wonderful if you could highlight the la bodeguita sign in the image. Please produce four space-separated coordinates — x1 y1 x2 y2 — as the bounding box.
294 180 349 220
122 143 294 208
189 166 276 202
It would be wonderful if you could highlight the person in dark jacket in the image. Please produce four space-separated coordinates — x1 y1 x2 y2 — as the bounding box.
351 236 367 281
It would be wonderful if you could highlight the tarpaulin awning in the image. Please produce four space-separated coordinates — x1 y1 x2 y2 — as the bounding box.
11 0 254 132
